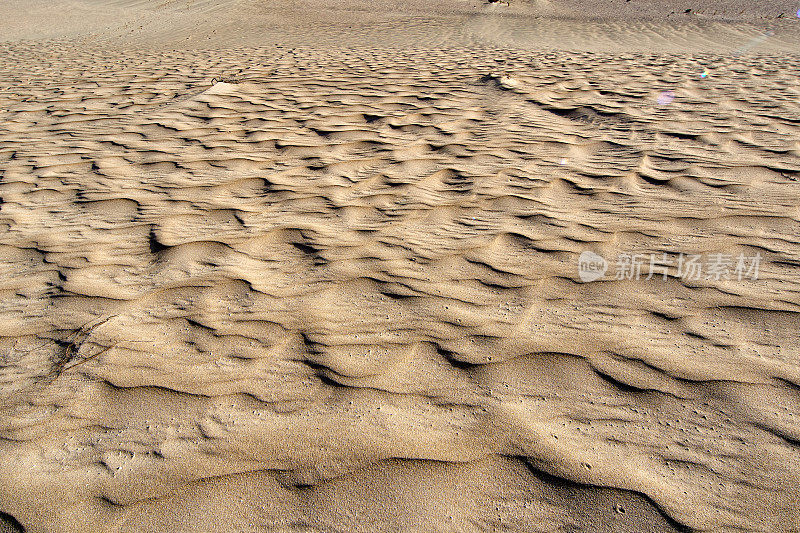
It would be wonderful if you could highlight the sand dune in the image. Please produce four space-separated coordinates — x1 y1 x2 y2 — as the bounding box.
1 1 800 532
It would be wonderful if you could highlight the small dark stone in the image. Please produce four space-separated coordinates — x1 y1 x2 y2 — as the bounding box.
0 512 25 533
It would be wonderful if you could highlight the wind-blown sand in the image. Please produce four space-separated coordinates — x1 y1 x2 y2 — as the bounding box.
1 1 800 532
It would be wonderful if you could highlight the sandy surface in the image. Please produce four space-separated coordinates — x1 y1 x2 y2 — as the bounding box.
1 1 800 532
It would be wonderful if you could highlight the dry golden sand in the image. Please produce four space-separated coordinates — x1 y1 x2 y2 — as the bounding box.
1 1 800 532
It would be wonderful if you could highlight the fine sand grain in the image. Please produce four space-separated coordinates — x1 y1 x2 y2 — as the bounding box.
1 1 800 532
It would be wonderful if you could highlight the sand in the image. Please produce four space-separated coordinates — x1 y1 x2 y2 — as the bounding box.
1 1 799 532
